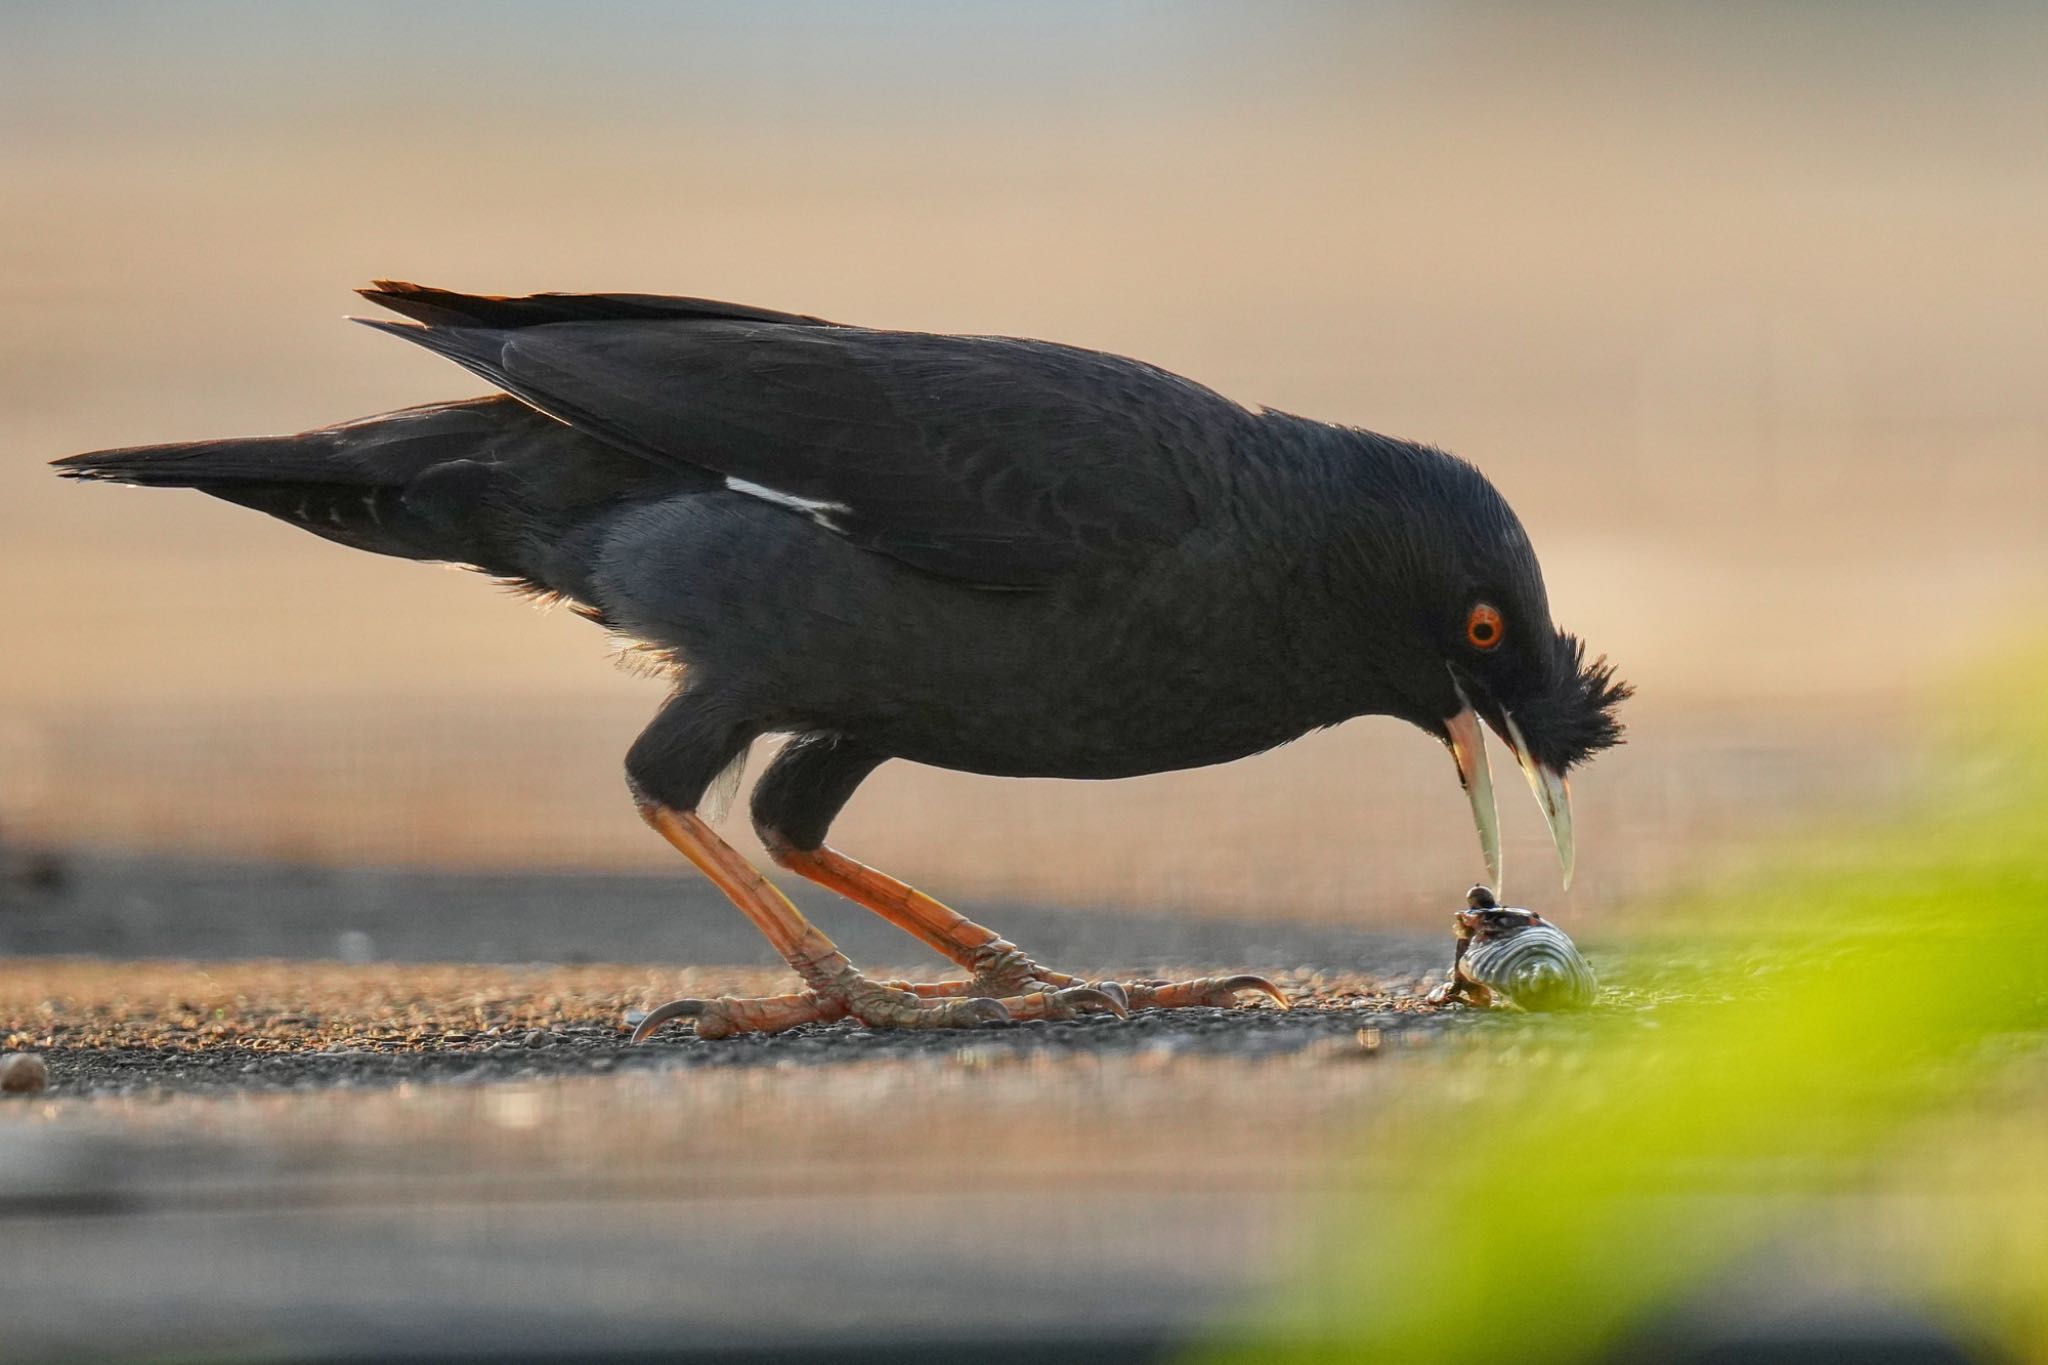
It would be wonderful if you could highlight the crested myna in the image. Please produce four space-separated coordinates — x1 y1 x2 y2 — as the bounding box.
57 284 1629 1038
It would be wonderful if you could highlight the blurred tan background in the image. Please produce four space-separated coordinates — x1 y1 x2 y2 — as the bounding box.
3 2 2043 930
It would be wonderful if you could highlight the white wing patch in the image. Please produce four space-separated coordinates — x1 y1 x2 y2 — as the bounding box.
724 477 851 530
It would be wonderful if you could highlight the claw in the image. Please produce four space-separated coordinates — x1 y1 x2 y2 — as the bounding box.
1000 985 1128 1021
1223 974 1292 1009
628 997 710 1044
1088 981 1131 1013
630 989 846 1041
1056 986 1129 1019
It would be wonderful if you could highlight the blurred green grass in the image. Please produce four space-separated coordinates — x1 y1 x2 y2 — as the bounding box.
1214 647 2048 1362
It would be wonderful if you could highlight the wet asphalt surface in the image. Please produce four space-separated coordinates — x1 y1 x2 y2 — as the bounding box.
0 845 1448 971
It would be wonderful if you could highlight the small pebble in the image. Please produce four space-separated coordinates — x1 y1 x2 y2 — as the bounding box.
1 1053 50 1095
523 1029 550 1048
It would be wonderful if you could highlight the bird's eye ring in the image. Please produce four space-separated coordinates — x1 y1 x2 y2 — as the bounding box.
1466 603 1504 650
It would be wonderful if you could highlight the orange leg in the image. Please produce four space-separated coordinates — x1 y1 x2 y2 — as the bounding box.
770 843 1071 988
767 841 1290 1015
630 805 1011 1041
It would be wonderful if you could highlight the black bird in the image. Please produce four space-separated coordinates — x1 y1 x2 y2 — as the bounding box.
55 283 1629 1038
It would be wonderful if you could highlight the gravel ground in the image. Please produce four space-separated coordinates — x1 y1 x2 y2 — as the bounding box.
0 848 1480 1100
1 957 1495 1099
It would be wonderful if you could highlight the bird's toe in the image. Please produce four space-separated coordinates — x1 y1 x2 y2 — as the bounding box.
1001 984 1129 1022
848 986 1012 1030
627 989 848 1042
1123 974 1291 1011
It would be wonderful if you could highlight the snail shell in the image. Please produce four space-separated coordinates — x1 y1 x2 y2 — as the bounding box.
1461 920 1597 1011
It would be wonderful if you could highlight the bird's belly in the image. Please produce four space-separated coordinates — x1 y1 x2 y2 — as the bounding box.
878 729 1298 781
839 661 1322 780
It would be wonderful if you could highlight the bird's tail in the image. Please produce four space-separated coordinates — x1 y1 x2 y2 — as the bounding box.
54 400 506 564
54 396 678 595
57 433 435 564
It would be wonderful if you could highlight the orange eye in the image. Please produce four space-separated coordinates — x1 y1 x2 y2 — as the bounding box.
1466 603 1504 650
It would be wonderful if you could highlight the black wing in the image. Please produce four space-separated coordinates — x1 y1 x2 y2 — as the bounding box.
356 283 1245 588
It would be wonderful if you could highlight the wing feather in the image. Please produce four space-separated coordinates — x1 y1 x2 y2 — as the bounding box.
362 288 1243 587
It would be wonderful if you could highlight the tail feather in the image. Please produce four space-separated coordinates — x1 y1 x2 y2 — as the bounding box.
55 431 346 487
54 396 688 586
55 424 464 562
52 285 763 597
349 320 530 415
358 280 837 331
54 398 511 488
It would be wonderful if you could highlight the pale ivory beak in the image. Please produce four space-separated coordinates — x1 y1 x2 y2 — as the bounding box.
1444 686 1502 893
1501 712 1577 890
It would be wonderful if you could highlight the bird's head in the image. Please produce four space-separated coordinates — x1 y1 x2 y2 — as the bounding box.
1428 573 1630 896
1328 431 1632 893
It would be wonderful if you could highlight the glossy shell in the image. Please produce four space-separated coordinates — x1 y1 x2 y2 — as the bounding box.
1461 921 1598 1011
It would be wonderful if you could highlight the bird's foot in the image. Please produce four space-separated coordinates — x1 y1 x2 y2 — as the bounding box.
629 964 1015 1042
876 939 1143 1021
883 976 1130 1022
629 947 1289 1042
896 944 1290 1017
960 940 1136 1013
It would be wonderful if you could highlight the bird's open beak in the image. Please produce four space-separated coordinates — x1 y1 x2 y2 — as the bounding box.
1443 689 1502 893
1444 680 1578 893
1500 711 1576 891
